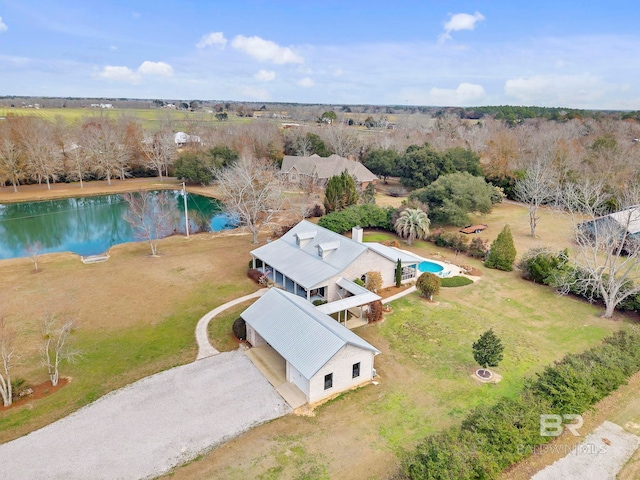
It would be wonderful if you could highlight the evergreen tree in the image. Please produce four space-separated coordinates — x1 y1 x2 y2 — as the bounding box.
395 259 403 287
323 170 359 213
485 225 517 271
394 208 430 245
472 329 504 368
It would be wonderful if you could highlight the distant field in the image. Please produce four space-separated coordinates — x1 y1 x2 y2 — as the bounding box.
0 107 248 130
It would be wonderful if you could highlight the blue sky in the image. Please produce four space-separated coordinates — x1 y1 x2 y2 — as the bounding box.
0 1 639 109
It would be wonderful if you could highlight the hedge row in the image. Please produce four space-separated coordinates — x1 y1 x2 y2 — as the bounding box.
428 229 489 259
317 204 395 233
401 327 640 479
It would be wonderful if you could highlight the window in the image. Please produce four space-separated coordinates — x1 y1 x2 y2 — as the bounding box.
352 362 360 378
324 373 333 390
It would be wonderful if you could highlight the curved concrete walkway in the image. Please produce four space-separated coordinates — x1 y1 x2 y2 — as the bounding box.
195 288 267 360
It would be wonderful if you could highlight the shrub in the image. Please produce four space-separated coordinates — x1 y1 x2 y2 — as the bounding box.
365 271 383 293
232 317 246 340
517 247 566 284
440 276 473 287
353 278 365 287
318 204 395 233
247 268 266 283
485 225 516 271
310 203 325 218
367 300 383 323
312 299 328 306
417 272 440 299
382 239 401 248
468 237 489 259
430 230 469 252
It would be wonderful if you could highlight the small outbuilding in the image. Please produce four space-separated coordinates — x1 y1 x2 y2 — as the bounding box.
242 288 380 405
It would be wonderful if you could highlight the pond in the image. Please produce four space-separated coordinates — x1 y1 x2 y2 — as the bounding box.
0 190 231 260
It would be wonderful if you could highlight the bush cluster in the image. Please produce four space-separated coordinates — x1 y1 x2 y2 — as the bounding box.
232 317 246 340
401 328 640 479
318 204 395 233
427 229 489 259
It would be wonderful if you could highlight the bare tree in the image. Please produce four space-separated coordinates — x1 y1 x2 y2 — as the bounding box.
26 242 42 272
215 155 286 243
322 124 361 159
557 181 640 318
140 130 176 181
122 191 176 256
0 122 27 192
41 314 80 387
81 117 132 185
514 154 558 236
21 118 63 189
0 315 17 407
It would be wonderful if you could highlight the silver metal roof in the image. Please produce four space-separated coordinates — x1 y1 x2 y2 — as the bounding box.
241 288 380 380
251 220 369 289
316 277 381 314
364 242 423 265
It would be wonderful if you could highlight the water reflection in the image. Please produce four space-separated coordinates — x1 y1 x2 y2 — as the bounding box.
0 191 230 259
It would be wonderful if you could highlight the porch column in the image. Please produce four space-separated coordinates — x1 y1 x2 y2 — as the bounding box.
252 255 256 269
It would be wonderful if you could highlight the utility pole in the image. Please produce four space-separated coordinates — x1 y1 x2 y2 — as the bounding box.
182 182 189 238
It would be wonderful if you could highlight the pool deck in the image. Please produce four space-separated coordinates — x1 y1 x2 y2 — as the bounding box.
396 248 462 278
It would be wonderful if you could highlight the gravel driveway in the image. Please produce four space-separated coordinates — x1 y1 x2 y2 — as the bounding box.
0 350 291 480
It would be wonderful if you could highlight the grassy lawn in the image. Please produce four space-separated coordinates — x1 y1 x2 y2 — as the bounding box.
1 186 637 479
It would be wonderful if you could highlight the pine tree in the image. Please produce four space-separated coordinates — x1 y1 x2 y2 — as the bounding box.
472 329 504 368
323 170 359 213
485 224 517 271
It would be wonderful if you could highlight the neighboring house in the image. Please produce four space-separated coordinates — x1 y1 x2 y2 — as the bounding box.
281 154 378 189
242 288 380 405
578 205 640 251
174 131 202 147
250 220 421 307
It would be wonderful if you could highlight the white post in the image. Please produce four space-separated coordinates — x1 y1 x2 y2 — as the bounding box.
182 182 189 238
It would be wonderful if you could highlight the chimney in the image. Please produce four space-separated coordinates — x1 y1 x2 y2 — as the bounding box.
352 225 363 243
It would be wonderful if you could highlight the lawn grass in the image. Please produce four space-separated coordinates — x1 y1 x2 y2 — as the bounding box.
440 276 474 287
207 300 256 352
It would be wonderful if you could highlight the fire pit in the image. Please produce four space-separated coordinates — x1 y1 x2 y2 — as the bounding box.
475 368 493 379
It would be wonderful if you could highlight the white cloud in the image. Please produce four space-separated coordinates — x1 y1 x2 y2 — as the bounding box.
97 61 173 83
0 17 7 33
430 82 486 105
333 68 343 77
138 61 173 77
109 45 118 51
254 69 275 81
504 73 613 107
231 35 303 64
439 11 485 43
196 32 227 49
298 77 314 87
97 66 139 83
240 86 270 100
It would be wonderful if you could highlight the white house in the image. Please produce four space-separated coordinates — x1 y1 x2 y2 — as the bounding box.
174 131 202 147
242 288 380 405
250 220 421 307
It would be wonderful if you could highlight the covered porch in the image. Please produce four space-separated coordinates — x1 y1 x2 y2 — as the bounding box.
316 277 380 329
252 258 324 302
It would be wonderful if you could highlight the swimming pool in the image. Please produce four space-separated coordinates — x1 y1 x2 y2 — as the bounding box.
418 260 444 274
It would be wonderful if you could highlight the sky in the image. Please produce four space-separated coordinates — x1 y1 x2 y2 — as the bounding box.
0 0 639 109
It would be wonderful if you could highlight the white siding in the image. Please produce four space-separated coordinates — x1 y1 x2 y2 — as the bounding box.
321 250 396 301
246 324 267 347
308 344 375 404
287 362 310 397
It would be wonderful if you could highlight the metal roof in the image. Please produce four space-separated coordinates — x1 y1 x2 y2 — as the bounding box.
242 288 380 380
316 277 380 315
251 220 369 289
363 242 423 265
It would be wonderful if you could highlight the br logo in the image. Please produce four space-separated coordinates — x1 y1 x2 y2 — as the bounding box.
539 414 583 437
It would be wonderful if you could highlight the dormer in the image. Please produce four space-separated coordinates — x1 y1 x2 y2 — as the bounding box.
317 241 340 259
294 230 317 247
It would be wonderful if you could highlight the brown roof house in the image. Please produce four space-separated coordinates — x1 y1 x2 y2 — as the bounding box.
281 154 378 189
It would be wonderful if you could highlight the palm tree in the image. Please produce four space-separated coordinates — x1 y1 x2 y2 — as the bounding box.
394 208 430 245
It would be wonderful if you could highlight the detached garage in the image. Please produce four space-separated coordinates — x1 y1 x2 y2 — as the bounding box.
242 288 380 405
